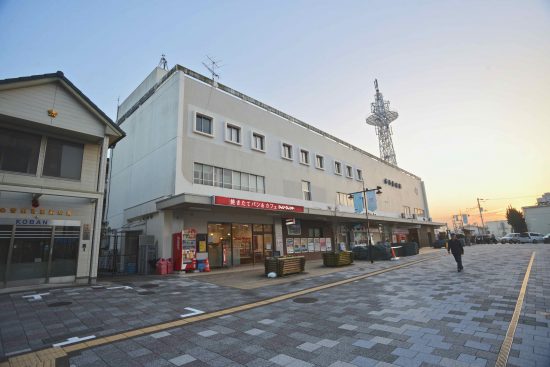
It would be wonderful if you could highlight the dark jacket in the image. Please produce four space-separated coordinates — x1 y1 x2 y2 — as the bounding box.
448 238 464 255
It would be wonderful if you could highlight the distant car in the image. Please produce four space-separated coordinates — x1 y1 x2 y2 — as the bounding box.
475 235 497 244
500 233 520 244
518 232 545 244
544 233 550 244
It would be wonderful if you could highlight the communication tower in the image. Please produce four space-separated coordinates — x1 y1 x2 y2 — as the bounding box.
366 79 399 165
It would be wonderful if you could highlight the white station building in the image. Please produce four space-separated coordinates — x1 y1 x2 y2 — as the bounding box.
0 72 124 287
107 65 441 269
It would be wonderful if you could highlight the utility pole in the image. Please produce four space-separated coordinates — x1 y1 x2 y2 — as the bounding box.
477 198 486 235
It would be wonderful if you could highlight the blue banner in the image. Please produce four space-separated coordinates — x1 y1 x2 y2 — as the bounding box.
462 214 468 225
353 193 364 214
366 190 378 211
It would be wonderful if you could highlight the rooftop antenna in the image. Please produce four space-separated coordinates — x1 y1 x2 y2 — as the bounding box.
202 55 221 87
365 79 399 166
159 54 168 70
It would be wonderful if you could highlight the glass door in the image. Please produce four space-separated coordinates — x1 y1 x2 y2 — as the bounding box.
233 224 252 265
0 225 12 283
8 226 52 282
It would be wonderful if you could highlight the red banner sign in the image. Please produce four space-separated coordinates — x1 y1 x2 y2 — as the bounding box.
214 196 304 213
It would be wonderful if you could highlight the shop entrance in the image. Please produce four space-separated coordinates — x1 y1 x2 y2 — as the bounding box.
207 222 273 267
0 224 80 286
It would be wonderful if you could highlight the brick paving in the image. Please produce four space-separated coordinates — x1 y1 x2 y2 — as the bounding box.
0 244 548 367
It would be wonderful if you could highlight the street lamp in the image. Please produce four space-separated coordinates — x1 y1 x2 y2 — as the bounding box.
348 183 382 264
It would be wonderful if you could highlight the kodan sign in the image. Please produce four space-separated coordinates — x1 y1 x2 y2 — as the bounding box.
214 196 304 213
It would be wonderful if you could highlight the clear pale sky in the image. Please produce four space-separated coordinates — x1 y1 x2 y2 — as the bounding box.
1 0 549 226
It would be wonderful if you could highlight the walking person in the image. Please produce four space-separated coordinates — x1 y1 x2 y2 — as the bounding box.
448 234 464 272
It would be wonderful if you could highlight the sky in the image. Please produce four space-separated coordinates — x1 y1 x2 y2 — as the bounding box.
1 0 549 226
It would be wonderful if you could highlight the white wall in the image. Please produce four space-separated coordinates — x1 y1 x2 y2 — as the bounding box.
486 220 512 237
524 206 550 234
107 74 180 229
176 75 428 217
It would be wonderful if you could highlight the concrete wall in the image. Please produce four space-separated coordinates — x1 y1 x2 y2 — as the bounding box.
486 220 512 237
176 74 428 217
107 73 181 229
524 206 550 234
118 67 168 117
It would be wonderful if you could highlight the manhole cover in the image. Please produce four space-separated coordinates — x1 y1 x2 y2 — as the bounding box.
137 291 155 295
293 297 317 304
48 301 72 307
140 283 159 289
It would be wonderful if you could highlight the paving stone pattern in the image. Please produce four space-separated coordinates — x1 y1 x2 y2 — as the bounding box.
1 244 549 367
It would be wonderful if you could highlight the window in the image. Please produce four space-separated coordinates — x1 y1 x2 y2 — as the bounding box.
43 138 84 180
414 208 425 216
194 162 265 193
282 143 293 160
334 161 342 175
0 128 41 174
302 180 311 201
195 113 213 135
356 169 363 181
225 123 241 144
345 165 353 178
300 149 310 165
213 167 223 187
403 206 411 216
337 192 353 207
315 155 324 170
252 132 265 152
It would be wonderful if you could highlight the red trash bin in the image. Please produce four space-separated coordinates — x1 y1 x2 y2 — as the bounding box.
166 258 174 274
156 259 167 275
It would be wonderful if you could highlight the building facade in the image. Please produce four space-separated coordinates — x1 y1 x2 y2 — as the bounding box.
523 193 550 235
485 220 512 237
107 65 441 270
0 72 124 287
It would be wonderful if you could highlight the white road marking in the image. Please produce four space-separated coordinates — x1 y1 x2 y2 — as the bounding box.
52 335 96 347
180 307 204 318
106 286 133 290
22 293 50 301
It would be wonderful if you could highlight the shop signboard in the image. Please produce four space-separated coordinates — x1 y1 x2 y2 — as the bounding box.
314 238 321 252
326 238 332 251
320 238 326 251
214 196 304 213
307 238 315 252
286 238 294 254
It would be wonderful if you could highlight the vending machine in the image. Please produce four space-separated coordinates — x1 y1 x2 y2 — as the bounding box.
172 229 197 272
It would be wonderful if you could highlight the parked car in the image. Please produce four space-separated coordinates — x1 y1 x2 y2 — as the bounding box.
500 233 520 244
544 233 550 244
518 232 545 244
475 235 497 244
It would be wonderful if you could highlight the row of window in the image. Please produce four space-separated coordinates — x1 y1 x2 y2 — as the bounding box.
193 113 363 181
0 128 84 180
193 163 266 193
403 206 425 216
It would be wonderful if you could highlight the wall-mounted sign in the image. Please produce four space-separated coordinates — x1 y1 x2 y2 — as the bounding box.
0 207 73 216
214 196 304 213
82 224 91 240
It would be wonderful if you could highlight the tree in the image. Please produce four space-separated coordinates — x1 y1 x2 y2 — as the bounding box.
506 206 527 233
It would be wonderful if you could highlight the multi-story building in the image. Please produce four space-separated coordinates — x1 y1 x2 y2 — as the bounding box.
523 193 550 235
107 65 441 269
0 72 124 287
485 220 512 237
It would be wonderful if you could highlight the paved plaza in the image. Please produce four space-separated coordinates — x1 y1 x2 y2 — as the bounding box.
0 244 549 367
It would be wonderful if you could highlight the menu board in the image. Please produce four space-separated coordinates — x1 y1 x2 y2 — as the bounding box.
307 238 315 252
320 238 326 251
326 238 332 251
300 238 308 252
286 238 294 254
314 238 321 252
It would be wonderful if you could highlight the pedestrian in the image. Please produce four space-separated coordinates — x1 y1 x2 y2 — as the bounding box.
448 234 464 272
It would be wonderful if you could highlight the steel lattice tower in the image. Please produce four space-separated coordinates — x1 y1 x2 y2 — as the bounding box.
366 79 399 166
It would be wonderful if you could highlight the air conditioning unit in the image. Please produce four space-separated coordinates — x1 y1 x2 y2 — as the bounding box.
412 214 417 219
400 213 406 219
